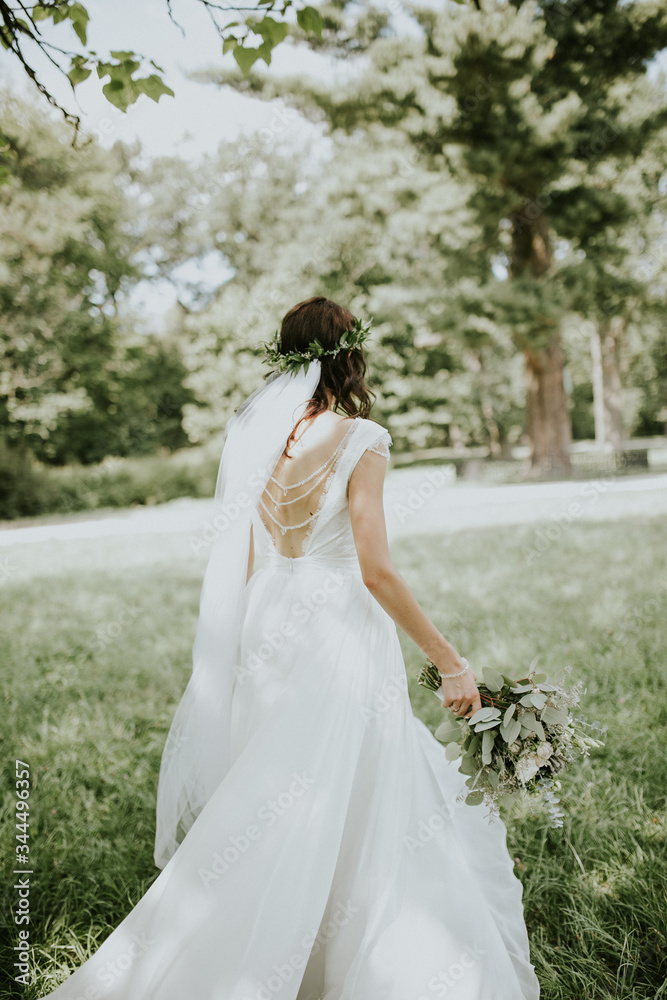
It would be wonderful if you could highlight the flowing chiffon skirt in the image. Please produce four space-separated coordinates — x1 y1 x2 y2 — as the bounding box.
42 551 540 1000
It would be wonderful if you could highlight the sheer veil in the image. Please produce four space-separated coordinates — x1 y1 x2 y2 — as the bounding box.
154 362 322 869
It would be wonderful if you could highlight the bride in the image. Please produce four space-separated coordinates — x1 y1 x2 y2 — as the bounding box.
41 296 540 1000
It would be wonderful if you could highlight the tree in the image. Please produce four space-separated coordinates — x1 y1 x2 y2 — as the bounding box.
0 91 194 463
129 119 526 455
214 0 667 474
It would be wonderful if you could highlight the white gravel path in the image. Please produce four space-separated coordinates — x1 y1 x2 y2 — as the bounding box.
1 468 665 549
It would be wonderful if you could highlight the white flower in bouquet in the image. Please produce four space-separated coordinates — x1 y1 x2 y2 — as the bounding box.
515 753 540 785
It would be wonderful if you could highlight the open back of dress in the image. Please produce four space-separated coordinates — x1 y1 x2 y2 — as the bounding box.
257 416 364 559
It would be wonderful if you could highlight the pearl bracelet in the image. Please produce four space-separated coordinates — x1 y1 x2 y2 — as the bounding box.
429 656 470 680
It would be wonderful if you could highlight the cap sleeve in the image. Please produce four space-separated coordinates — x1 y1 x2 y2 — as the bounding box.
365 428 392 462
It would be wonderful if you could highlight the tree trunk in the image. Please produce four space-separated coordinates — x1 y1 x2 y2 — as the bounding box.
510 205 572 475
590 317 624 451
524 336 572 475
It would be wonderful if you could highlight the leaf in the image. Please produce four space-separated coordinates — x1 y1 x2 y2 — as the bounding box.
520 713 545 740
537 682 559 692
136 74 175 103
482 751 493 765
482 729 496 755
532 672 547 683
465 734 482 756
233 45 261 75
465 790 484 805
528 655 540 672
435 718 463 743
469 706 501 724
500 718 521 744
473 719 502 732
258 40 273 66
254 16 289 46
487 768 500 789
519 693 535 707
296 5 323 37
530 691 548 710
482 666 504 692
458 755 478 776
541 705 569 726
68 2 89 45
67 63 92 86
102 78 132 111
445 742 462 761
503 703 516 726
32 5 53 22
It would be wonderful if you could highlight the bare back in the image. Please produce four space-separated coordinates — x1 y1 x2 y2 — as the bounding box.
257 412 359 558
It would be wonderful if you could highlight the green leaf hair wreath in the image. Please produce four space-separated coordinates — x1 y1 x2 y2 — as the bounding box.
261 316 373 375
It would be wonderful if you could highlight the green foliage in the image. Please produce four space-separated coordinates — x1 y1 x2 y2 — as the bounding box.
0 439 222 520
0 93 195 470
261 316 373 375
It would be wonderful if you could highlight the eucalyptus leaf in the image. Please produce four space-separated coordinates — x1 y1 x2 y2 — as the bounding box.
520 713 545 740
482 666 504 692
530 691 548 710
465 790 484 806
541 705 569 726
445 742 462 761
482 729 496 755
503 704 516 726
500 718 521 744
474 719 502 732
458 755 477 776
435 719 463 743
469 706 501 724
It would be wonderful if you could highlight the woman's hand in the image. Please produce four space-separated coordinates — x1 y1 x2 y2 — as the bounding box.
435 661 481 719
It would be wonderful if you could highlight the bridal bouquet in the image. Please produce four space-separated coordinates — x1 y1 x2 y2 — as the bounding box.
418 658 605 825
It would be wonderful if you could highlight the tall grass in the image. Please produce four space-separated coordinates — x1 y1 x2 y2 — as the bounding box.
1 517 665 998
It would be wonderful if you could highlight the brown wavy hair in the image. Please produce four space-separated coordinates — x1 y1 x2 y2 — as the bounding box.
276 296 376 457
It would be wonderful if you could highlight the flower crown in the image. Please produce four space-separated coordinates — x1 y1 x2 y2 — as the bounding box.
261 316 373 375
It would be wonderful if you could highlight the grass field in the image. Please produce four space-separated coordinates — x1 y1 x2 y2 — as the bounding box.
1 515 666 999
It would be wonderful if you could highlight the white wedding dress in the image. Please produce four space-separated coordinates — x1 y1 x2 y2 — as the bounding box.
42 415 540 1000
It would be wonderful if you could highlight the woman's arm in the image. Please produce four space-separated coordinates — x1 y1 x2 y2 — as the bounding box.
348 451 481 719
246 525 255 584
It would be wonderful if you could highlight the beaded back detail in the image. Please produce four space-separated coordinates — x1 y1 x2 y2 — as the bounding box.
257 418 360 559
